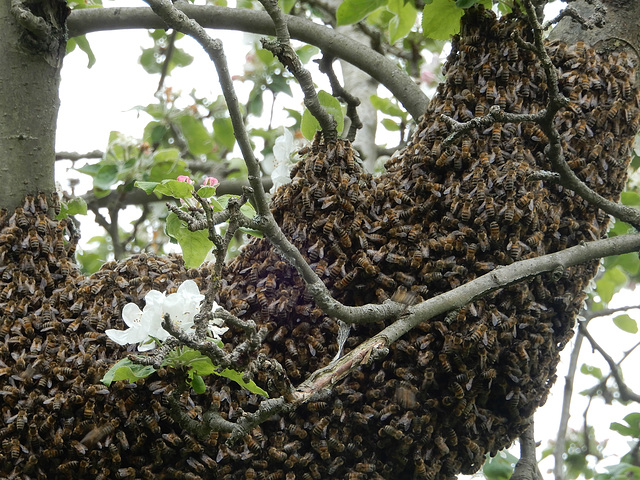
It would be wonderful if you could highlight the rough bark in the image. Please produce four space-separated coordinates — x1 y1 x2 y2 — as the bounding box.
0 0 67 209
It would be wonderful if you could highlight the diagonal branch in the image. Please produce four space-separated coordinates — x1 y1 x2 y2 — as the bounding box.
579 321 640 403
258 0 337 142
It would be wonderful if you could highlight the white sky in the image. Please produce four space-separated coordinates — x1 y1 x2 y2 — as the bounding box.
55 1 640 477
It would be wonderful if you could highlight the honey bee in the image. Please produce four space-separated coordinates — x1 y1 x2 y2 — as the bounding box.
439 353 452 373
334 269 357 290
475 96 488 117
308 238 325 261
353 251 378 276
460 200 473 222
83 399 95 419
329 254 347 279
456 102 473 122
530 125 548 142
434 435 450 455
355 463 377 473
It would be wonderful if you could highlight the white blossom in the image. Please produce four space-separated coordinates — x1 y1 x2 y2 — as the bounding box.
270 129 299 194
106 280 228 351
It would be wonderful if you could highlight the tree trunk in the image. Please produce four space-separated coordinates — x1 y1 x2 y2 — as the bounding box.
0 0 68 209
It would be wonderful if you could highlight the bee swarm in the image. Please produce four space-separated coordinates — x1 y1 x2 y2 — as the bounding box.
1 6 638 480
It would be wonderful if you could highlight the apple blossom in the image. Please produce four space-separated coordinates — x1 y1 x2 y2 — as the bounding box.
177 175 194 184
105 280 228 351
202 176 219 187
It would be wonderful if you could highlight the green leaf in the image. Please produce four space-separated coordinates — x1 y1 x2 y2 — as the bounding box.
370 95 405 117
75 163 101 177
596 266 628 304
66 197 88 216
190 374 206 394
580 363 603 379
101 358 157 386
154 179 194 199
166 212 214 268
279 0 296 13
153 148 181 163
196 186 217 198
268 75 293 96
318 90 344 134
337 0 388 26
610 422 635 438
213 117 236 151
483 451 517 480
455 0 478 7
214 368 269 397
613 314 638 334
135 181 160 195
70 35 97 68
301 109 320 140
94 164 119 190
238 227 263 238
296 45 320 64
381 118 401 131
621 191 640 206
422 0 464 40
179 115 213 155
387 0 418 44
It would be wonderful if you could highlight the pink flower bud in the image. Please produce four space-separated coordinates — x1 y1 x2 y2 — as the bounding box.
202 176 219 187
177 175 194 185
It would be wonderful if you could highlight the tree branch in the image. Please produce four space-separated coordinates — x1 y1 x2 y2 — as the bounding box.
512 418 544 480
520 0 640 230
258 0 337 142
579 321 640 402
554 323 586 480
66 5 428 120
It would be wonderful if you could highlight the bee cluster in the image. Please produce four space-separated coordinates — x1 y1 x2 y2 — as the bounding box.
1 5 639 480
0 198 222 479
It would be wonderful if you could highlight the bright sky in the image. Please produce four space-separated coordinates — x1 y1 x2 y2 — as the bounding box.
55 2 640 478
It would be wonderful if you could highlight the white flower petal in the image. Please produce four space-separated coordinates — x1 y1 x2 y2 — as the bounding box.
105 328 134 346
121 303 142 328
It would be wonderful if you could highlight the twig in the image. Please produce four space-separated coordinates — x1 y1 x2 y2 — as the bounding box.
579 321 640 402
584 304 640 320
554 324 586 480
316 53 363 142
55 150 103 161
258 0 337 142
157 30 178 93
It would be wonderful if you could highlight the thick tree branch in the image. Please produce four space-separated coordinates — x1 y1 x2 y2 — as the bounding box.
66 5 428 120
293 232 640 403
512 418 544 480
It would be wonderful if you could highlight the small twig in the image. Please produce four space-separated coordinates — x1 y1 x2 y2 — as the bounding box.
584 304 640 320
258 0 337 142
440 105 545 148
157 30 178 93
579 321 640 403
316 53 363 141
55 150 103 161
542 3 606 31
554 324 586 480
